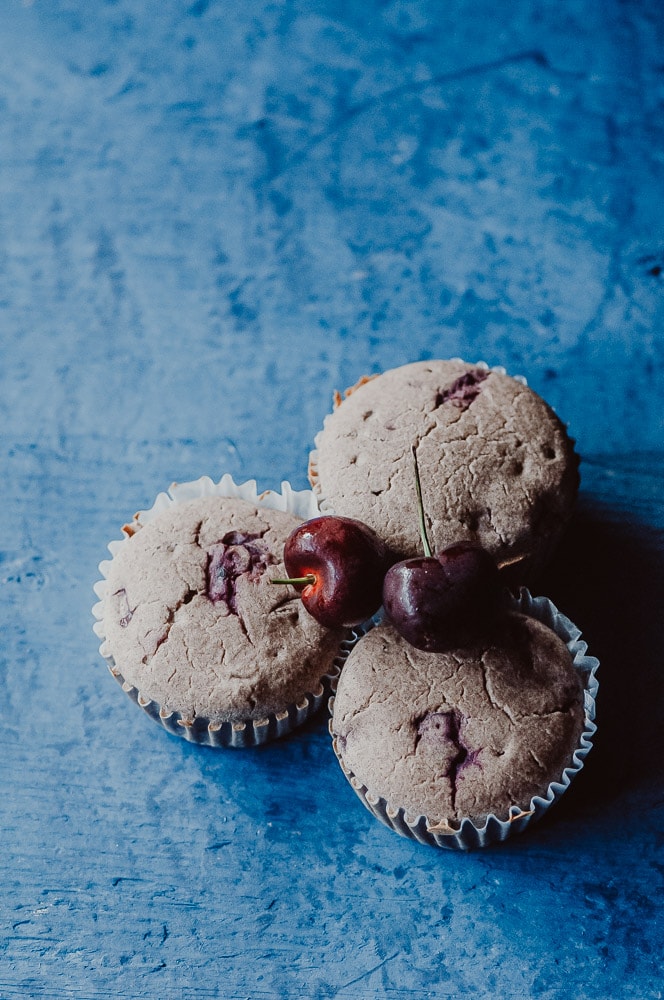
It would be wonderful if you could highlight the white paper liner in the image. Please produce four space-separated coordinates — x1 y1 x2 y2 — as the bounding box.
308 359 578 580
92 474 347 748
330 589 598 850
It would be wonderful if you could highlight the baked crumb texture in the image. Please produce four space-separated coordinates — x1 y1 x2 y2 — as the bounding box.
102 497 345 732
332 614 585 836
313 360 579 574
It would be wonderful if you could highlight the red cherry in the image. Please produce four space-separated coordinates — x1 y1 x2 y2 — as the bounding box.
382 541 503 651
271 515 392 628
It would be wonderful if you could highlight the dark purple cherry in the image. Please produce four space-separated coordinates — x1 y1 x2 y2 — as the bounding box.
381 445 508 651
382 541 503 651
271 515 393 628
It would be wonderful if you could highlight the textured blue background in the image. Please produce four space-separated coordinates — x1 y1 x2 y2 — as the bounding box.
1 1 663 997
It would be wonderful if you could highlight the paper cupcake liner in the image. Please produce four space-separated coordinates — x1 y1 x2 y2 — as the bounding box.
308 359 579 581
330 589 598 850
92 474 346 748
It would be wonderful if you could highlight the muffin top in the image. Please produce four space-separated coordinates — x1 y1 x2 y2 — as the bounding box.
311 360 578 572
102 496 345 722
331 615 585 826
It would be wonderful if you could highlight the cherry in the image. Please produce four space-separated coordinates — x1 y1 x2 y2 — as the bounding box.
383 541 503 651
382 447 507 652
271 515 393 628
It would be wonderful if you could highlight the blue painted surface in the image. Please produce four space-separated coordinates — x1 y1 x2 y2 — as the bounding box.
1 1 663 997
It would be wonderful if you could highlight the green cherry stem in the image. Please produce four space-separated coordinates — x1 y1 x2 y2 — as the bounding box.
411 444 432 558
270 574 317 586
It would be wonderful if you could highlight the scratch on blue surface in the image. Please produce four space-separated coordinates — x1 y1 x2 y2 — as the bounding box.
340 951 401 991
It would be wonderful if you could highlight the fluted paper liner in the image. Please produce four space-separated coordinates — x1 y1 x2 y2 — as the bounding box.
330 589 598 850
93 474 350 747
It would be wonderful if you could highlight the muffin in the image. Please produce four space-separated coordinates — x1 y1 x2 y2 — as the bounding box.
93 478 348 747
310 360 579 576
331 591 598 849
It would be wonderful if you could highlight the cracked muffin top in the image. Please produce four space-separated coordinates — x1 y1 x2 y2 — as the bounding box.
311 360 579 574
331 615 585 827
101 496 345 723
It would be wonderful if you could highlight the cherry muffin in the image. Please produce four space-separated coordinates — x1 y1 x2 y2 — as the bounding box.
310 360 579 578
331 590 598 849
93 478 348 747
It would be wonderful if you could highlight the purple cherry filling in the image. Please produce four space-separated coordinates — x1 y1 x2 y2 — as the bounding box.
416 709 481 809
206 531 274 613
434 369 488 411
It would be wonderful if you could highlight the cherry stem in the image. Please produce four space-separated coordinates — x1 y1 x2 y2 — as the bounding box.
411 444 432 558
270 575 316 586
